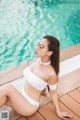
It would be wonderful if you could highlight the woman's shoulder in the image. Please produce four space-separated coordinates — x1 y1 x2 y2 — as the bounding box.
48 65 57 78
48 67 58 84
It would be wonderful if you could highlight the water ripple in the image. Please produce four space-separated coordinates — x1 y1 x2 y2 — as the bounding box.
0 0 80 70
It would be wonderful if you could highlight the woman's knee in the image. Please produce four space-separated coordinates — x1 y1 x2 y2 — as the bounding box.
5 98 12 107
1 84 13 96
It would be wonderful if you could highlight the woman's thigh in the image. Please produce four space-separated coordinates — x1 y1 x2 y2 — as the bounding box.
3 84 37 116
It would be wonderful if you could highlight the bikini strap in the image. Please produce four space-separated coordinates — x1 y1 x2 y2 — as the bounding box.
49 83 57 90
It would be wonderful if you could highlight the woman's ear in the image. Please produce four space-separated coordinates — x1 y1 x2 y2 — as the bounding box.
48 51 53 56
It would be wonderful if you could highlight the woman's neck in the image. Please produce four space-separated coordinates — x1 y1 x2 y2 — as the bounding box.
39 58 51 65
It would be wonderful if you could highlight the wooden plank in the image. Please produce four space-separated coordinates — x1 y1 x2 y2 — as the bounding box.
27 112 45 120
38 103 60 120
17 117 27 120
51 101 79 120
58 101 80 120
77 87 80 92
38 102 80 120
59 94 80 117
68 89 80 103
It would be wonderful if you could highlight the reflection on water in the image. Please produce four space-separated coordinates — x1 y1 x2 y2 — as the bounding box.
0 0 80 70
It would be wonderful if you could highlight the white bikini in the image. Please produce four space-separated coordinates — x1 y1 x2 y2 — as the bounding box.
23 67 48 90
21 64 57 108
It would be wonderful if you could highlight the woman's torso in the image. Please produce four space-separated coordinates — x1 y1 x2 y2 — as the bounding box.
23 59 53 102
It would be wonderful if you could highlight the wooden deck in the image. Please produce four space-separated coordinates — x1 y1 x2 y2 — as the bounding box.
13 87 80 120
0 87 80 120
0 44 80 120
20 87 80 120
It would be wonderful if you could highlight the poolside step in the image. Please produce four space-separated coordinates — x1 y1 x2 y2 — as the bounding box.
57 69 80 97
4 68 80 98
60 43 80 61
3 55 80 98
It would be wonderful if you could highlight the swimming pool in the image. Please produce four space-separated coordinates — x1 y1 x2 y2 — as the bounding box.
0 0 80 70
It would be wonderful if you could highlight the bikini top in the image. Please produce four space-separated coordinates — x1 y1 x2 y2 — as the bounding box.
23 66 57 91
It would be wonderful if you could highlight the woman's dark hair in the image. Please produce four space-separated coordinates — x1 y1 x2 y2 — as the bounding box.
43 35 60 75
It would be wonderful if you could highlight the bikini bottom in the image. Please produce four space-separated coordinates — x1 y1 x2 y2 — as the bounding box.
9 83 39 108
20 87 39 108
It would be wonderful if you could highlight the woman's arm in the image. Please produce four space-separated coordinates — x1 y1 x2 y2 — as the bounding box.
50 90 60 113
50 90 73 120
48 74 73 120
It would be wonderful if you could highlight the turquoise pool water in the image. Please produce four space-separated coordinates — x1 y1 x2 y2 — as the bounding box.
0 0 80 70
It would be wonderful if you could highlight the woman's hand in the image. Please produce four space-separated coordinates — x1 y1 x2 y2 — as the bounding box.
56 111 73 120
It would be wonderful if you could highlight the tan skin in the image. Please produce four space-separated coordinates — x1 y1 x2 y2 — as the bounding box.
0 38 73 119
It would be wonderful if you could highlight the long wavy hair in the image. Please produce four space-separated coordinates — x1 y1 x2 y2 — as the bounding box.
43 35 60 75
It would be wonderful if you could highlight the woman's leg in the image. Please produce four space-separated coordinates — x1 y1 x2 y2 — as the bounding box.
0 85 9 107
0 84 37 116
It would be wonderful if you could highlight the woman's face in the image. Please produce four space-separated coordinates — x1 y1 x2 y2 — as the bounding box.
36 38 49 58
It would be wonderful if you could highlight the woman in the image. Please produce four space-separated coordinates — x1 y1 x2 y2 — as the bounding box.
0 35 73 119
